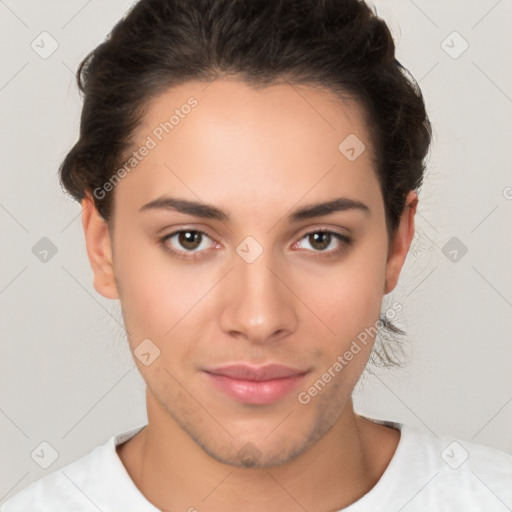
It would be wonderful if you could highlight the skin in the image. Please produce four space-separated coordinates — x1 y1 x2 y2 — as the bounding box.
81 78 417 512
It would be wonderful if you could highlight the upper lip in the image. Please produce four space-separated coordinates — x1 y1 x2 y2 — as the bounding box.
204 364 308 381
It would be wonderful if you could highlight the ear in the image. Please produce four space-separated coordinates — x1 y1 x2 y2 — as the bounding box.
384 190 418 295
81 192 119 300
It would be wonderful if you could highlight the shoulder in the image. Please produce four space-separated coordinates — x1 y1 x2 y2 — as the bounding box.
0 425 149 512
349 417 512 512
404 423 512 477
389 422 512 510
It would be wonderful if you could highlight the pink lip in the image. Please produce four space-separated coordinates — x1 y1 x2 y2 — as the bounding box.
203 364 309 405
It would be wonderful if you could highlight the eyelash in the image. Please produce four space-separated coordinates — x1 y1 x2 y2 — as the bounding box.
159 228 353 261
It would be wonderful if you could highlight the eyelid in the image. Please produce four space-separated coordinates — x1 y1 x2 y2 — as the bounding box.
161 227 219 247
295 224 351 239
159 224 218 241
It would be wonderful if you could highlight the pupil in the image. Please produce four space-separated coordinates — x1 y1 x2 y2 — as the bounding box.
311 232 330 250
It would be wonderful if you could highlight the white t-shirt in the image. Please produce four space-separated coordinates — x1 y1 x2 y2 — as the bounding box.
1 417 511 511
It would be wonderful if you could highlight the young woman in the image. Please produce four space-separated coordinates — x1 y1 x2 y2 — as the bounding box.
2 0 511 510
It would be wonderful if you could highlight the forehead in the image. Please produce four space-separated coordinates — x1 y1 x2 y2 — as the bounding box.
114 78 382 218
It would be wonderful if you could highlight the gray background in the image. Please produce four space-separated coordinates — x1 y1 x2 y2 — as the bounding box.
1 0 511 503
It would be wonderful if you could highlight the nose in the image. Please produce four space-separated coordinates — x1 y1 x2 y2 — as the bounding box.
219 247 299 345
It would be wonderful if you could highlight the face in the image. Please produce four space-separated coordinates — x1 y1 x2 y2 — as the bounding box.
83 78 415 468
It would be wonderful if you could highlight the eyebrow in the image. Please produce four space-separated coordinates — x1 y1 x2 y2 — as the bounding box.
139 195 370 223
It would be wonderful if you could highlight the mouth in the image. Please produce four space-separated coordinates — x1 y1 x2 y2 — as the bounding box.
203 363 309 405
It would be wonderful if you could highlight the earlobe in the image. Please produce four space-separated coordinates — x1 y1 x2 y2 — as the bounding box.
384 191 418 295
81 192 119 300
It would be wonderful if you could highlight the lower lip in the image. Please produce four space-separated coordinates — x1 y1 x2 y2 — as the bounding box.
204 372 307 405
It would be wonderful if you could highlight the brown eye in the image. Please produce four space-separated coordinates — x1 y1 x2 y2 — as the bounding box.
308 232 331 251
293 230 352 258
177 230 203 251
161 229 217 259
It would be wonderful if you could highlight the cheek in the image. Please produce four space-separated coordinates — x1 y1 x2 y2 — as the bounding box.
304 241 388 346
112 232 203 339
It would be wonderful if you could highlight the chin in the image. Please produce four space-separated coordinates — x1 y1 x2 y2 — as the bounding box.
183 412 335 469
